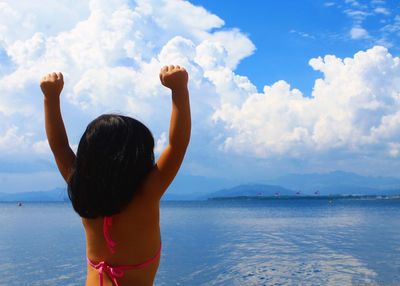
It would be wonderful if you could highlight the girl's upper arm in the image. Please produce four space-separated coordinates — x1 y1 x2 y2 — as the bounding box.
53 146 76 183
140 143 188 201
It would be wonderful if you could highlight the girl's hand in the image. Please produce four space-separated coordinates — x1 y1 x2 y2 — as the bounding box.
159 65 188 91
40 72 64 98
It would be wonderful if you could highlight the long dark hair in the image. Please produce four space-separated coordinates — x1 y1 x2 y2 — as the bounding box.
68 114 155 219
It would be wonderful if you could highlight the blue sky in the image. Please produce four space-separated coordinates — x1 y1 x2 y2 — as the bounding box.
0 0 399 193
190 0 400 93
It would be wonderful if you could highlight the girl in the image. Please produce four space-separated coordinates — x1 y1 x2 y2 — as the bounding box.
40 65 191 286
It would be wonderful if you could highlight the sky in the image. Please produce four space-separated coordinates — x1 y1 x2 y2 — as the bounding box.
0 0 400 193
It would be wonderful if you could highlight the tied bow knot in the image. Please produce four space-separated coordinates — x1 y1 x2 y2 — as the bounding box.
89 260 125 286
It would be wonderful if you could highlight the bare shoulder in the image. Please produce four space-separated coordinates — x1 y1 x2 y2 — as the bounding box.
126 178 161 217
133 164 164 201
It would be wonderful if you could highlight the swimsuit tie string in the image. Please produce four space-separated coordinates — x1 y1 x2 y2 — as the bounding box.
88 260 124 286
103 216 116 253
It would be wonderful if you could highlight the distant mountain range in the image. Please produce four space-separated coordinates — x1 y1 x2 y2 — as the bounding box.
1 171 399 202
0 188 68 202
200 184 294 199
264 171 400 196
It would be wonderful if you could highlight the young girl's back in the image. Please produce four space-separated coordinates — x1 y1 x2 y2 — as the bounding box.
40 65 191 286
84 193 161 286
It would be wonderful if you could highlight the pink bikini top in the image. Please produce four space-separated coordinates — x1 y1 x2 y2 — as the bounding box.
87 216 162 286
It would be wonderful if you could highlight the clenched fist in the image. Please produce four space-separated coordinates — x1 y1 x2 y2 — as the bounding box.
159 65 188 91
40 72 64 98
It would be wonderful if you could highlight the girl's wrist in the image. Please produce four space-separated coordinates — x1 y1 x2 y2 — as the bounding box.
44 95 61 105
171 86 188 93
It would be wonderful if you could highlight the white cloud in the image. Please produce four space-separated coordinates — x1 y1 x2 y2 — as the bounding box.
338 0 398 47
374 7 390 16
344 10 370 24
381 15 400 34
0 0 254 155
0 126 32 153
371 0 386 6
345 0 361 6
289 30 315 40
350 26 369 39
214 46 400 160
0 0 89 46
32 139 51 155
324 2 335 7
0 126 53 155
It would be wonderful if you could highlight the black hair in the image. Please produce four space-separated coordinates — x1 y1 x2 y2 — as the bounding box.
68 114 155 219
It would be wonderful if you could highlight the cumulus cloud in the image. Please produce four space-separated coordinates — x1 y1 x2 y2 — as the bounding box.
213 46 400 161
0 126 51 155
0 0 254 155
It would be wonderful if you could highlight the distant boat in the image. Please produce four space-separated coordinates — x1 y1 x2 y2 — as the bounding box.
314 190 320 195
296 191 301 195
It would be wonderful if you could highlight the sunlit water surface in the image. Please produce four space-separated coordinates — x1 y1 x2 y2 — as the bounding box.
0 199 399 285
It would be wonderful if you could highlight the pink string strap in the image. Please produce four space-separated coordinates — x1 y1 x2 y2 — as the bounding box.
87 243 162 286
103 216 116 253
87 260 124 286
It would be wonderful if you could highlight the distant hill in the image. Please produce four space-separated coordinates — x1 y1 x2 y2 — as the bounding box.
205 171 400 199
204 184 295 199
168 174 238 195
161 192 200 201
265 171 400 195
0 188 68 202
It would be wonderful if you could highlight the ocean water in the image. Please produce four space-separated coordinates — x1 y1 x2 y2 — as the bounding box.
0 199 400 286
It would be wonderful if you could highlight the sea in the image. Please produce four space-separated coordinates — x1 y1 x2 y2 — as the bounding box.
0 198 400 286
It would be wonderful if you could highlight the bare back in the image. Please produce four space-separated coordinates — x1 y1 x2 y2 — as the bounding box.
83 192 161 286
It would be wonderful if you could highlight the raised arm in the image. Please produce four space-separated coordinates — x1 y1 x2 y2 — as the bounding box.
41 72 76 182
141 65 191 200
